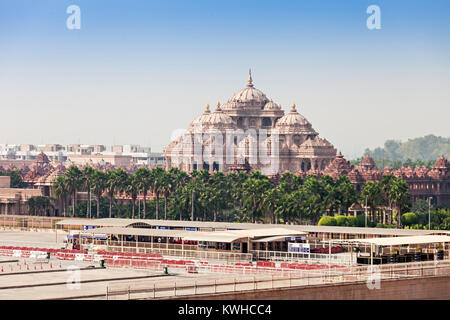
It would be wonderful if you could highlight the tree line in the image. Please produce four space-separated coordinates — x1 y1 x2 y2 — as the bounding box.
47 166 411 226
356 134 450 169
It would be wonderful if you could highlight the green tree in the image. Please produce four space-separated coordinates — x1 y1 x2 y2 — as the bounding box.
361 181 382 223
242 174 272 223
53 175 69 217
125 173 139 219
150 167 166 220
91 170 107 218
82 166 95 218
65 166 82 217
263 188 282 224
335 176 358 215
387 177 410 227
135 167 151 219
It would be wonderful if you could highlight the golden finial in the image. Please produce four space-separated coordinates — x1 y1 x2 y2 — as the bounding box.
291 103 296 110
248 68 253 85
216 101 221 109
206 104 210 111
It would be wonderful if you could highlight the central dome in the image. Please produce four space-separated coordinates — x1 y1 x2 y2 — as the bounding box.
222 73 269 109
230 85 268 104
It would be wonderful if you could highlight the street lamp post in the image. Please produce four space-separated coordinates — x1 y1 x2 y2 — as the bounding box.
138 190 141 219
191 190 195 222
89 187 92 219
428 197 432 230
365 195 368 228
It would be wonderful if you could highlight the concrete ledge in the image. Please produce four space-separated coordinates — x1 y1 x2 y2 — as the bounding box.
171 275 450 300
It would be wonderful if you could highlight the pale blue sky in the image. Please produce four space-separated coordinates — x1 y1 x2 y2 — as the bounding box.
0 0 449 158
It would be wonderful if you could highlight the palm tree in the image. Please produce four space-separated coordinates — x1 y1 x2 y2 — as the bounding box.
37 196 53 216
150 167 165 220
135 167 151 219
320 175 336 216
106 169 128 218
302 175 327 223
388 177 410 227
335 176 358 215
105 170 117 218
160 171 174 220
27 196 53 216
361 181 383 223
91 170 106 218
82 166 95 218
53 175 69 217
242 176 272 223
263 188 282 224
209 171 230 222
227 171 248 211
285 190 306 224
278 172 303 194
114 169 129 217
65 166 82 217
381 174 396 224
27 197 36 216
126 173 139 219
168 168 190 221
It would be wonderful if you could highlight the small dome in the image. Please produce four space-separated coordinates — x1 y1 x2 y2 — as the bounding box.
264 101 281 110
433 156 450 170
35 152 50 164
203 102 234 128
190 104 211 127
360 155 377 170
275 104 316 134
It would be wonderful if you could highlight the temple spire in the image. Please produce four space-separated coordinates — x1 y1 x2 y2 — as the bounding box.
247 68 254 87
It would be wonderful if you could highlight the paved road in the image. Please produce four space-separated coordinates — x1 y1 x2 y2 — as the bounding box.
0 230 67 249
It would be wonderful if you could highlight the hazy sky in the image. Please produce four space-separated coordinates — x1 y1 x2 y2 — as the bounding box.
1 0 449 159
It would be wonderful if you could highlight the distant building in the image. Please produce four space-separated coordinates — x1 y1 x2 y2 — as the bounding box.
67 154 133 167
36 144 64 152
19 144 35 152
320 153 450 207
0 175 43 215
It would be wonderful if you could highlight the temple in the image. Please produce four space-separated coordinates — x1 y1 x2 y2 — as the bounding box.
164 72 337 175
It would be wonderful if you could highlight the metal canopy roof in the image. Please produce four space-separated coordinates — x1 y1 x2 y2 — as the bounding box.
56 218 448 237
252 235 305 242
332 235 450 246
180 233 243 243
81 227 307 243
81 227 190 238
182 228 306 243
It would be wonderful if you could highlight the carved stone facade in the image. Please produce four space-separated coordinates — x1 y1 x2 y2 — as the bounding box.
320 154 450 207
164 73 337 174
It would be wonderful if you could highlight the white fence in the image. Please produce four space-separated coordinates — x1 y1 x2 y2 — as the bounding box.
105 260 450 300
251 250 354 265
